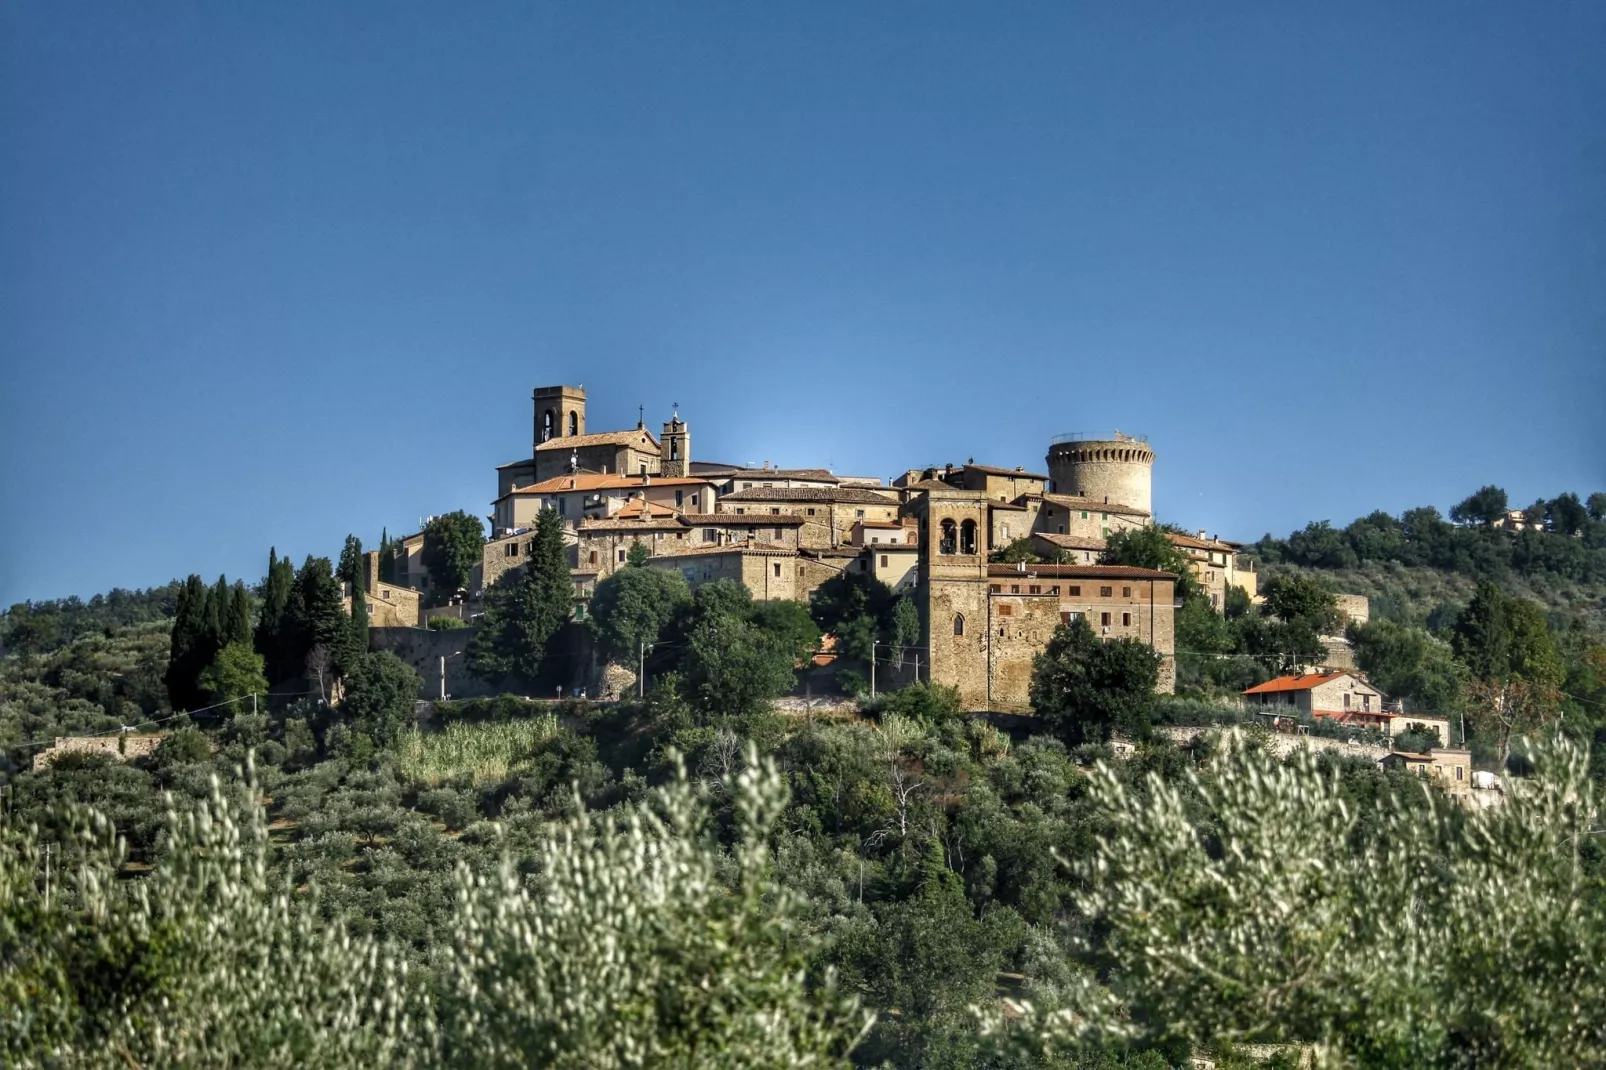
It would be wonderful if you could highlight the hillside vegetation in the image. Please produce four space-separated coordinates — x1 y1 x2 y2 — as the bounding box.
2 487 1605 1065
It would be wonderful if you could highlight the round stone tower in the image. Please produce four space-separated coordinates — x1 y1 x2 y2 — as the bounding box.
1045 433 1154 514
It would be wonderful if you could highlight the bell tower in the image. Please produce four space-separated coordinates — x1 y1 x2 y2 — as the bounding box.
532 385 586 454
918 486 992 710
660 408 690 479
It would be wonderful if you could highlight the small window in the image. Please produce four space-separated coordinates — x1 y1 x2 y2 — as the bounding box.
589 550 599 564
736 508 746 515
1101 512 1109 521
763 482 773 488
1100 612 1111 627
505 543 517 557
773 563 782 578
773 527 782 540
1002 524 1010 540
1099 586 1113 598
557 498 567 515
703 528 717 543
999 604 1013 617
806 507 816 516
675 490 684 506
692 493 699 507
1122 586 1132 597
855 509 865 519
1069 585 1081 597
990 584 1002 593
1028 584 1040 594
744 482 753 489
1455 766 1464 781
1060 611 1071 625
1343 693 1351 709
640 463 647 476
1081 511 1088 519
1050 585 1059 595
617 550 627 563
871 536 879 544
1122 612 1131 627
1010 584 1020 594
880 555 888 567
954 614 965 636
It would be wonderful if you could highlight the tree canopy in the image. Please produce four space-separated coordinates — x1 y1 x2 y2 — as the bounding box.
421 511 486 596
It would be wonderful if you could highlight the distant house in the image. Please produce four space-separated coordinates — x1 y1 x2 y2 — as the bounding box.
1379 748 1472 795
1242 671 1390 732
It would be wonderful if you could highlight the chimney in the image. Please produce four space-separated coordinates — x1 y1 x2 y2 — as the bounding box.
1198 529 1207 540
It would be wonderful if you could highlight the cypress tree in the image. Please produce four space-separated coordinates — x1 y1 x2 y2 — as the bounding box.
256 549 297 683
226 583 253 647
204 575 228 656
467 508 573 685
165 574 211 711
337 535 364 592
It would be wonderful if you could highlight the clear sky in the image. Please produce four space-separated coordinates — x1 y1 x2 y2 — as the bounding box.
3 2 1603 605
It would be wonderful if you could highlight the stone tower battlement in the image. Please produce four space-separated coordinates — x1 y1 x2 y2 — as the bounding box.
1046 432 1154 514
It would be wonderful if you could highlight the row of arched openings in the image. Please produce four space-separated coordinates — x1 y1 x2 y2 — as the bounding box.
938 518 977 555
540 409 580 442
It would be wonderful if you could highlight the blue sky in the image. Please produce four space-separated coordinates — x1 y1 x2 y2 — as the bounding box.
3 2 1603 604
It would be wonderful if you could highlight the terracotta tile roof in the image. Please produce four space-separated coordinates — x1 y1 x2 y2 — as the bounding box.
577 517 687 532
612 499 680 519
1166 531 1238 552
702 467 840 482
534 429 661 452
990 501 1029 511
985 563 1176 580
856 520 903 529
720 486 900 504
1033 533 1108 551
646 544 800 559
1040 493 1151 518
966 463 1050 480
680 513 805 526
507 473 713 495
1242 671 1354 695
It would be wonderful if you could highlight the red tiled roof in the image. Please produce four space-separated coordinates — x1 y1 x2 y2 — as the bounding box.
985 564 1175 580
534 429 661 452
507 473 713 495
1040 493 1151 518
720 486 899 504
1242 671 1353 695
1033 533 1108 551
679 513 804 526
966 463 1050 480
1166 531 1239 552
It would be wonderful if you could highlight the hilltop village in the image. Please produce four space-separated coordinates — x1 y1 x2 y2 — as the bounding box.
360 385 1273 712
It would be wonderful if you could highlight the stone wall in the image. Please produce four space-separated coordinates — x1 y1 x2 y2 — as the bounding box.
33 732 166 770
370 626 496 700
1045 438 1154 514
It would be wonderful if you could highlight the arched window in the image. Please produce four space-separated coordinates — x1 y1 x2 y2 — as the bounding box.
541 410 555 442
953 614 965 636
959 519 977 555
670 438 680 460
567 411 578 436
939 519 957 555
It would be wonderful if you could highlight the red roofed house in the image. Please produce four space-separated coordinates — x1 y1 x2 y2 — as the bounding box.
1243 671 1389 731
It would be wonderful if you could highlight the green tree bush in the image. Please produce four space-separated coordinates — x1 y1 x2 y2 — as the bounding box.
1030 616 1161 744
420 511 486 596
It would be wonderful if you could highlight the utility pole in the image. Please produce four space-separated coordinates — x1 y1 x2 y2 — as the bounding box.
439 651 462 701
639 639 647 699
43 843 52 913
251 692 257 717
870 641 876 699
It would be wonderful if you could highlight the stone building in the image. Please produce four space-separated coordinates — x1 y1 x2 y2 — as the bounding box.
1166 530 1259 607
718 486 901 549
909 483 1177 711
1242 671 1389 730
1045 432 1154 515
491 472 717 534
345 551 423 627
